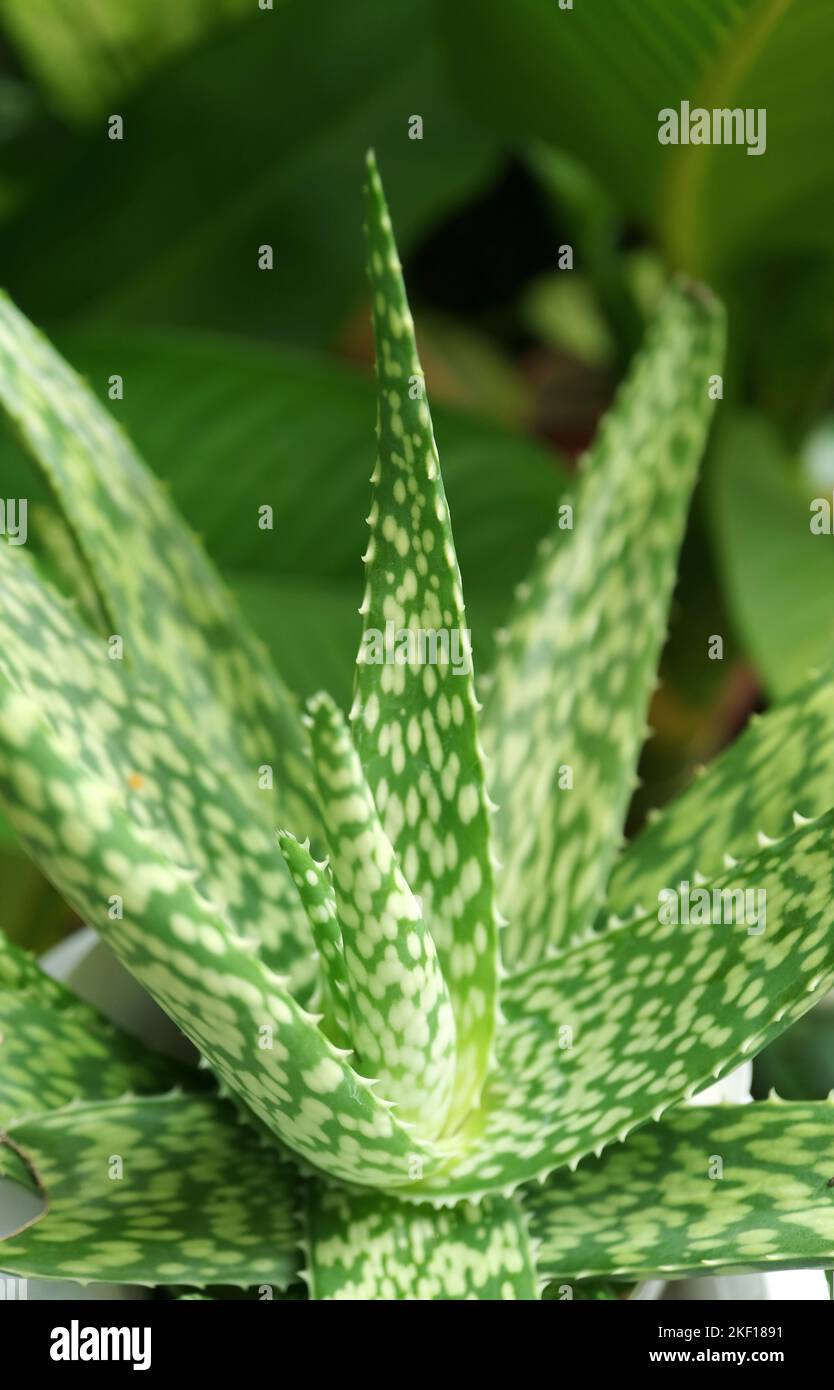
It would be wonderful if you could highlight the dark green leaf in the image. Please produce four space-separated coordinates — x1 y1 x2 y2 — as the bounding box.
0 1 497 347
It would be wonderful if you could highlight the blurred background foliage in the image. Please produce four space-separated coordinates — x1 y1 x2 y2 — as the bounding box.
0 0 832 1095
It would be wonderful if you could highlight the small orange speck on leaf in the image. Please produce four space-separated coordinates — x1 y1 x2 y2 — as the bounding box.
127 772 145 791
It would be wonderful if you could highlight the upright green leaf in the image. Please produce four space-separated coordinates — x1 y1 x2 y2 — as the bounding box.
305 1184 538 1300
306 693 456 1138
276 828 350 1047
482 282 724 966
0 1094 300 1288
355 154 500 1122
528 1101 834 1282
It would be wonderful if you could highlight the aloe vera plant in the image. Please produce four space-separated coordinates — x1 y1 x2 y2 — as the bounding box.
2 154 834 1301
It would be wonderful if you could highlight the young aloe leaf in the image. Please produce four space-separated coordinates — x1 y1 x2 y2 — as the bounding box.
481 281 725 967
305 1184 538 1300
606 662 834 923
306 692 456 1137
527 1101 834 1283
409 812 834 1201
0 542 313 988
0 1094 300 1288
276 827 350 1045
0 291 314 829
355 154 500 1123
0 964 185 1127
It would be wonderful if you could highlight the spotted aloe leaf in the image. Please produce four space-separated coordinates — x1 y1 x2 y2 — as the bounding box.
0 290 315 831
304 1184 538 1300
276 827 349 1046
527 1101 834 1284
606 662 834 924
0 932 184 1125
0 542 313 989
0 1094 299 1289
304 692 456 1137
352 154 500 1124
481 281 725 967
410 812 834 1201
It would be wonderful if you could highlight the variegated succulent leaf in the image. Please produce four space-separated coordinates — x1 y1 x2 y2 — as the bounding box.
0 290 316 833
276 827 350 1046
304 691 456 1138
0 932 187 1127
305 1183 538 1300
353 153 500 1124
0 1094 300 1289
527 1101 834 1283
606 661 834 925
0 541 314 989
408 811 834 1200
482 281 725 967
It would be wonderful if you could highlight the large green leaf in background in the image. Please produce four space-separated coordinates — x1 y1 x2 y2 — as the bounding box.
709 412 834 701
442 0 834 275
0 0 497 347
441 0 834 434
0 325 566 706
0 0 252 120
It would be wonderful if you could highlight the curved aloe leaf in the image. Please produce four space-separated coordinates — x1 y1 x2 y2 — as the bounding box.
0 542 313 987
527 1100 834 1282
0 1094 299 1288
305 1183 538 1299
481 280 725 967
0 935 183 1126
607 662 834 922
354 155 500 1122
0 291 314 831
410 812 834 1200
